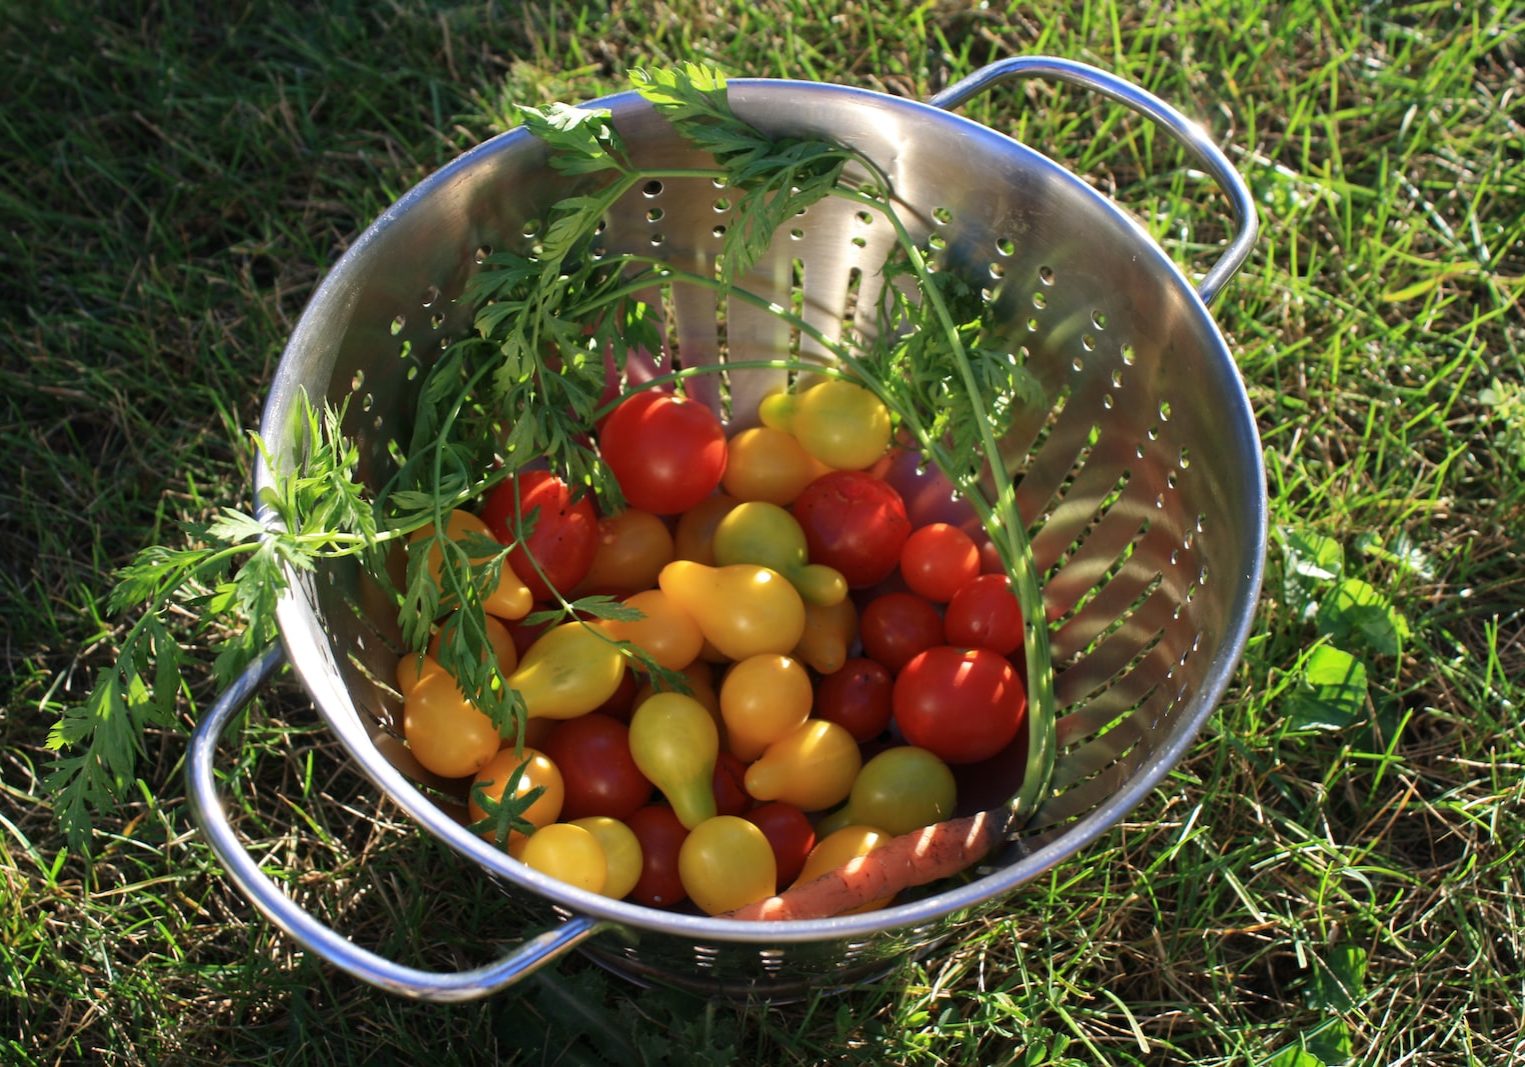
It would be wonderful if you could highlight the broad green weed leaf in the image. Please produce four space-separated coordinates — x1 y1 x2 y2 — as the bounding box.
1304 944 1367 1013
1316 577 1410 657
1285 645 1369 731
1304 1019 1355 1064
1279 525 1344 621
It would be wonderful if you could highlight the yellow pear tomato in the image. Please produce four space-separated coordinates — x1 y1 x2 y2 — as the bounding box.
744 719 862 812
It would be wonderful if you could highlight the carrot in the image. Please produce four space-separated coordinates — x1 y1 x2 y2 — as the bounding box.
720 809 1007 922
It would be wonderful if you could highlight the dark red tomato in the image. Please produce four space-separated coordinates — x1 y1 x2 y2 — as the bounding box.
503 616 551 659
978 536 1006 575
743 801 816 885
626 804 689 908
590 669 640 723
540 714 653 821
482 471 598 602
900 523 981 603
945 574 1025 657
791 471 911 588
599 391 727 515
893 646 1027 764
712 751 751 817
814 658 894 742
860 592 945 674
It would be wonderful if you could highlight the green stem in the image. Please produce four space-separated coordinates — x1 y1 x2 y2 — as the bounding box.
834 177 1056 823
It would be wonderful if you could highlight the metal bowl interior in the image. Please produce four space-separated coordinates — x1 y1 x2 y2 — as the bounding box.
258 78 1265 993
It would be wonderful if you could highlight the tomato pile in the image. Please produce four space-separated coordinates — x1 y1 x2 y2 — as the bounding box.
396 379 1029 916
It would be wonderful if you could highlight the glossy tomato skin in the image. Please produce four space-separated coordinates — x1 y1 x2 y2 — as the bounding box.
893 646 1027 764
600 391 727 515
575 508 675 596
590 669 639 722
899 523 981 603
678 816 776 915
743 801 816 885
814 658 894 742
482 471 598 602
944 573 1025 656
540 713 653 821
791 471 910 588
859 592 945 674
626 804 689 908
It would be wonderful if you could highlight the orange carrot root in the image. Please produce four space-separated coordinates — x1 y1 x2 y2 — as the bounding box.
721 809 1005 922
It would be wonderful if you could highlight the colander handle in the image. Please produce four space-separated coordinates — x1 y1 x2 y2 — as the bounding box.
185 645 610 1002
930 56 1258 306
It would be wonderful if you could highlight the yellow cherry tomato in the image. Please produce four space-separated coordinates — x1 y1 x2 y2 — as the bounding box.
603 588 704 672
657 560 806 661
575 509 675 596
678 816 777 915
509 621 627 720
410 508 533 620
719 654 813 761
467 746 565 850
744 719 862 812
519 823 607 894
628 693 719 829
402 670 502 779
758 380 892 471
721 427 832 505
793 825 893 912
572 816 643 900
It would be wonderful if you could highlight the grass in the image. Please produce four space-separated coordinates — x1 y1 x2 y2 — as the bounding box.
3 0 1522 1063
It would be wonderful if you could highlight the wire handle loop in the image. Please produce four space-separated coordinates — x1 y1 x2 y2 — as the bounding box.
931 56 1258 305
185 644 608 1002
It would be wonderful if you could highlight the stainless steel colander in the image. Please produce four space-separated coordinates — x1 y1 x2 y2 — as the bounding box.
187 57 1264 1001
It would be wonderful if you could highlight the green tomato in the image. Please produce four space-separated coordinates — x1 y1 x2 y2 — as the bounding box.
822 746 956 836
711 501 847 607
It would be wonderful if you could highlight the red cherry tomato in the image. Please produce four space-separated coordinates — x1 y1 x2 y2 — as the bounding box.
712 751 751 817
814 658 894 742
893 646 1027 764
945 574 1025 656
599 391 727 515
899 523 981 603
743 801 816 885
590 669 640 722
503 616 551 659
860 592 945 674
540 713 654 821
626 804 689 908
791 471 910 588
482 471 598 602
